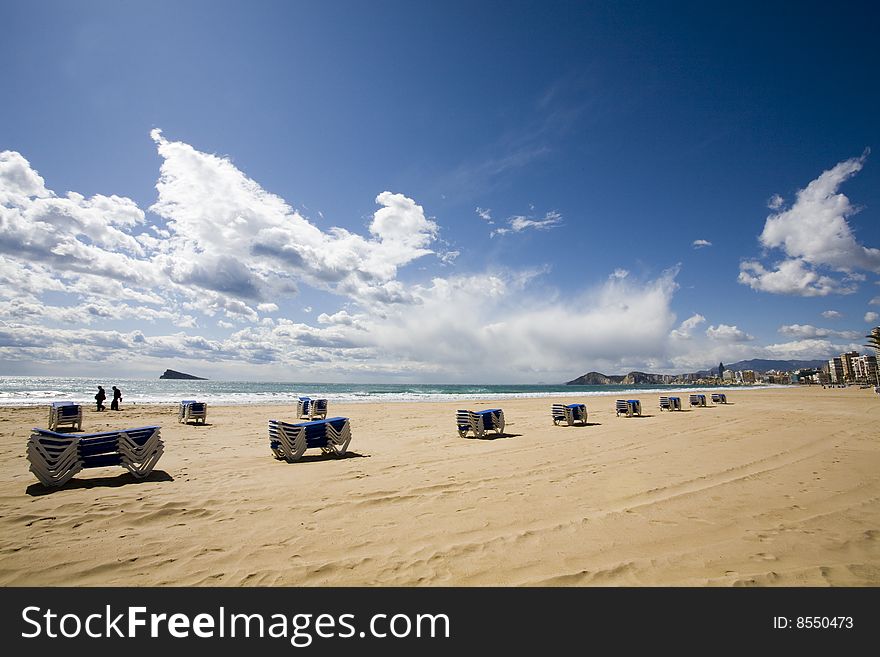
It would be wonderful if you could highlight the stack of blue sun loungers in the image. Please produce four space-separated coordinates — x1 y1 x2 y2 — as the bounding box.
551 403 588 426
48 402 82 431
711 393 728 404
615 399 642 417
659 396 682 411
178 400 208 425
296 397 329 420
27 425 163 487
269 416 352 462
456 409 505 438
689 394 707 407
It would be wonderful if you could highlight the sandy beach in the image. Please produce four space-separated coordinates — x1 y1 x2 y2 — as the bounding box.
1 386 878 586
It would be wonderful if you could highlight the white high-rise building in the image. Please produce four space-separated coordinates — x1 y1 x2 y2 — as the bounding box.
852 355 878 384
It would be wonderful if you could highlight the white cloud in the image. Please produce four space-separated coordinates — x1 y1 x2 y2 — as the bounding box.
0 151 51 202
438 250 460 265
738 259 857 296
149 130 437 305
669 313 706 339
0 134 453 374
767 194 784 210
475 207 494 224
692 239 712 249
763 338 862 361
739 152 880 296
869 297 880 306
9 133 855 380
0 265 686 381
778 324 861 340
317 310 360 327
0 151 158 287
866 312 879 323
491 210 562 237
705 324 754 342
821 310 843 318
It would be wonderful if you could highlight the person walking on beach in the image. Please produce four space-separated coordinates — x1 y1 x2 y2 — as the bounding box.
95 386 106 411
111 385 122 411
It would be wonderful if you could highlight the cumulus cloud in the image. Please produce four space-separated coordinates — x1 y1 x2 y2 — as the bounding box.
0 133 454 372
821 310 842 318
738 259 857 296
149 130 438 305
310 267 682 379
866 312 879 323
692 239 712 249
491 210 562 237
777 324 861 340
705 324 754 342
669 313 706 339
763 338 861 361
739 152 879 296
6 133 844 380
1 262 687 381
0 152 157 287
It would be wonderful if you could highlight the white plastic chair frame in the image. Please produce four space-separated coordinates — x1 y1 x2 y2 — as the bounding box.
48 403 82 431
456 409 505 438
268 418 352 462
552 403 587 426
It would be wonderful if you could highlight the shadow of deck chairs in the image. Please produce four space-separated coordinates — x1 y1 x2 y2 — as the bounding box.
27 469 173 496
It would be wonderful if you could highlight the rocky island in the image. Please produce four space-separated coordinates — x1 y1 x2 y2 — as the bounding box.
159 369 207 380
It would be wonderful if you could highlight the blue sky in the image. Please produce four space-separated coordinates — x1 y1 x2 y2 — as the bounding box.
1 0 879 381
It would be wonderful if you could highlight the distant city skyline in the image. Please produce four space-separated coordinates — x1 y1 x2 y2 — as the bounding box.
1 1 879 382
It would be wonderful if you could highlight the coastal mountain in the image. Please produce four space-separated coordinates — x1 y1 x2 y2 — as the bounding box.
565 372 625 385
566 371 672 385
159 369 207 380
712 359 827 373
566 359 828 385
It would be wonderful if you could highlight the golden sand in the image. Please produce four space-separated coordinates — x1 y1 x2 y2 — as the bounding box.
1 386 878 586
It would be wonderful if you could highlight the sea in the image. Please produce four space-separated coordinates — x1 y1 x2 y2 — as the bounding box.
0 376 779 406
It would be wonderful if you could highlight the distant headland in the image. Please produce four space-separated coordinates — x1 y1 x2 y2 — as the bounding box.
159 369 207 380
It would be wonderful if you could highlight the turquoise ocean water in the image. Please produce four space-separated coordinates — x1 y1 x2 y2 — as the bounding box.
0 376 775 406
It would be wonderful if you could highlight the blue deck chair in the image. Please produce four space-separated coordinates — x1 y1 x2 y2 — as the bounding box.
178 400 208 424
269 417 352 462
689 394 707 407
48 402 82 431
456 409 505 438
296 397 329 420
552 403 588 426
616 399 641 417
311 398 328 419
28 425 163 487
660 396 682 411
